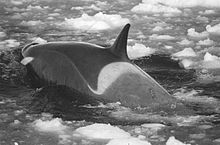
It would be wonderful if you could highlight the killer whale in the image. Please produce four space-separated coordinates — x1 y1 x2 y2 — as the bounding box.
21 24 178 108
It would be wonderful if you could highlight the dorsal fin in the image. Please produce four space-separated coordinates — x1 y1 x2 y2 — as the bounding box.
110 23 130 60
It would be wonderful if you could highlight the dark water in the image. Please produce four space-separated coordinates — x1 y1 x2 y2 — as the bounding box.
1 0 220 144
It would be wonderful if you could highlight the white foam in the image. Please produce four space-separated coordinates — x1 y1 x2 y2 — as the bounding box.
107 137 151 145
60 12 129 31
172 48 197 58
149 34 175 41
127 43 155 60
74 123 131 140
131 1 181 14
187 28 209 39
166 136 190 145
206 23 220 35
32 118 67 134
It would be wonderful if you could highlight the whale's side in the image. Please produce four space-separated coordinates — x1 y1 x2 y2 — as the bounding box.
21 24 177 108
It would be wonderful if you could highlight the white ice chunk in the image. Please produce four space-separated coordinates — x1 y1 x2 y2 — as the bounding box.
131 2 181 14
60 12 129 31
21 20 44 26
32 118 67 134
187 28 209 39
177 39 194 46
0 32 6 38
172 48 197 58
196 38 215 46
4 39 20 48
30 37 47 44
204 52 220 61
141 123 165 130
179 59 195 69
152 26 164 32
206 24 220 35
149 34 175 41
74 123 131 140
199 10 215 15
127 43 155 60
143 0 220 8
166 136 191 145
107 137 151 145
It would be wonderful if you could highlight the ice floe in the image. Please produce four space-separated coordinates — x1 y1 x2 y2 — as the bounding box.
204 52 220 62
29 37 47 44
127 43 155 59
32 118 67 134
74 123 131 140
21 20 44 26
141 123 165 131
206 23 220 35
152 26 164 32
187 28 209 40
201 52 220 69
196 38 215 46
199 10 215 15
0 32 6 38
107 137 151 145
59 12 129 31
166 136 190 145
149 34 175 41
172 48 197 58
0 39 20 50
177 39 194 46
144 0 220 8
179 59 195 69
131 1 181 14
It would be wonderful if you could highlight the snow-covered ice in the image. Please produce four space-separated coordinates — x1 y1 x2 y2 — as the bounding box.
143 0 220 8
187 28 209 39
204 52 220 62
59 12 129 31
127 43 155 59
206 23 220 35
74 123 131 140
141 123 165 131
166 136 190 145
177 39 194 46
32 118 67 134
196 38 215 46
29 37 47 44
131 1 181 14
172 48 197 58
179 59 195 69
0 32 6 38
0 39 20 49
107 137 151 145
21 20 44 26
149 34 175 41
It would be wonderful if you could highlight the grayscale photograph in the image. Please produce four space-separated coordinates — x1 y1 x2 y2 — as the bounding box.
0 0 220 145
